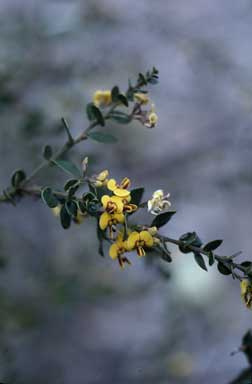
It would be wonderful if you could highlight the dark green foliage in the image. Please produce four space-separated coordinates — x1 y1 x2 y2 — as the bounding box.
151 211 176 229
11 169 26 188
217 260 232 275
208 251 215 266
179 232 202 253
87 131 118 143
53 159 82 178
109 111 132 124
41 187 58 208
203 239 223 252
60 204 71 229
65 200 78 218
86 103 105 126
194 252 208 271
130 188 144 206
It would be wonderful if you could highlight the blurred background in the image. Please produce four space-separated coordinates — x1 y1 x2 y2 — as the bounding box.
0 0 252 383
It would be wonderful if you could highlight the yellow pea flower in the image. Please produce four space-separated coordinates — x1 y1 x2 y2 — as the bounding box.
93 169 109 187
126 230 154 257
93 90 112 107
107 177 131 198
145 104 158 128
241 280 252 309
99 211 125 239
101 195 124 214
123 203 138 213
109 232 131 269
134 92 150 105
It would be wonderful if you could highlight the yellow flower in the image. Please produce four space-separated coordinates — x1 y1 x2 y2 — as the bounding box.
134 92 150 105
241 280 252 309
109 232 131 269
101 195 124 214
51 205 61 217
93 169 109 187
93 90 112 107
123 202 138 213
99 211 125 238
107 177 131 198
145 104 158 128
126 230 154 257
148 189 171 215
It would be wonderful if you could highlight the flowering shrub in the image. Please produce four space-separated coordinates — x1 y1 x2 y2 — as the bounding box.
1 67 251 307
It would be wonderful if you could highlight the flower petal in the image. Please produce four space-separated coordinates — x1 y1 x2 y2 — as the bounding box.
99 212 110 230
113 213 125 224
126 231 140 250
140 231 154 247
114 188 130 198
109 244 119 260
107 179 117 191
111 196 124 213
101 195 110 208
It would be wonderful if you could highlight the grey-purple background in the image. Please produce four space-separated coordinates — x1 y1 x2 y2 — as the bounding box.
0 1 252 383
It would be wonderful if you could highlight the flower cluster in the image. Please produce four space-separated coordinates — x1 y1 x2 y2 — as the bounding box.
133 92 158 128
94 173 163 268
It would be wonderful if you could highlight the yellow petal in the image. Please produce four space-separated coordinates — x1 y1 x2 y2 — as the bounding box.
124 203 138 213
140 231 154 247
114 188 130 198
109 244 119 260
111 196 124 213
127 231 140 249
113 213 125 224
107 179 117 191
99 212 110 230
101 195 110 208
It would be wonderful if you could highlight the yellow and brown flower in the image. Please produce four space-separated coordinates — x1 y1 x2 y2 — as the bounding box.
126 230 154 257
99 211 125 239
109 232 131 269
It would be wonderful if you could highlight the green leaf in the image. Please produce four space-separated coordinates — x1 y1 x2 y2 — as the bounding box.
64 179 80 192
87 131 118 144
179 232 202 253
60 205 71 229
151 211 176 229
130 187 144 206
203 240 223 252
241 261 252 269
53 159 82 178
86 103 105 126
43 145 53 160
86 103 95 121
77 201 87 214
65 200 78 218
208 251 215 266
11 169 26 188
111 86 120 102
41 187 58 208
118 94 129 107
194 252 208 271
109 111 132 124
217 261 232 275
